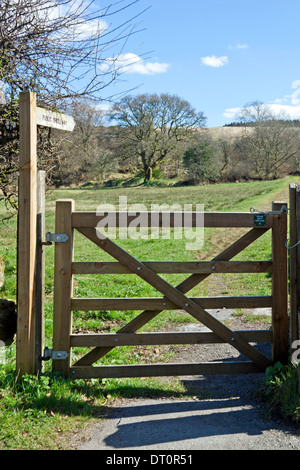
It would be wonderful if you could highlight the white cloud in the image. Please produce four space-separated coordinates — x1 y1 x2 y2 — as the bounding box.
99 53 170 75
223 104 300 121
201 55 229 68
262 81 300 118
275 80 300 105
223 81 300 121
228 43 249 50
223 107 242 119
268 104 300 119
70 18 109 39
47 1 109 40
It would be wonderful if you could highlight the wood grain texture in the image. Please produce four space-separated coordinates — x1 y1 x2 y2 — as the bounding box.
52 200 75 377
16 92 37 376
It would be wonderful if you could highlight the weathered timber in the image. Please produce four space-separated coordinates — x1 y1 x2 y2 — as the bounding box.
71 296 272 311
70 361 261 379
72 260 272 274
71 211 273 228
70 330 273 347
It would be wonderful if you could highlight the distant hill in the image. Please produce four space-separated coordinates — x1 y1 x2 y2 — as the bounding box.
205 126 247 140
206 123 300 141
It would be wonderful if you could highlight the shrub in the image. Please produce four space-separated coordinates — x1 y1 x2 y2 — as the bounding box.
259 362 300 422
183 141 219 184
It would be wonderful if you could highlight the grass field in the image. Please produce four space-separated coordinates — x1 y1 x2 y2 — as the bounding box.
0 176 299 449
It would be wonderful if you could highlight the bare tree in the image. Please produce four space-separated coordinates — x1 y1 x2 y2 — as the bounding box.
236 101 300 179
0 0 146 208
0 0 146 105
55 99 115 184
69 99 104 174
109 93 207 182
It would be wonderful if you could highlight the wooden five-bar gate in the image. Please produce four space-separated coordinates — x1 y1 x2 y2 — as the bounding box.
52 199 288 379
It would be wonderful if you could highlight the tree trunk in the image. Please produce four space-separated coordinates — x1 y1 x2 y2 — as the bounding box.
144 166 153 182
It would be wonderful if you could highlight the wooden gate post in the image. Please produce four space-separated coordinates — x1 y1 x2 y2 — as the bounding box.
16 94 75 377
16 92 37 376
52 200 74 377
272 201 288 364
35 170 46 374
289 183 300 393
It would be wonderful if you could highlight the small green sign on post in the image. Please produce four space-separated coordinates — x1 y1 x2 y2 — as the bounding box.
254 213 266 227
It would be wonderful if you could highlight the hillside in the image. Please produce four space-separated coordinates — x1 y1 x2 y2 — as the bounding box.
206 123 300 141
206 126 247 140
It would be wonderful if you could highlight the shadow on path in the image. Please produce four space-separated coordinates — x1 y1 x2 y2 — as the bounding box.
103 397 272 449
78 384 299 450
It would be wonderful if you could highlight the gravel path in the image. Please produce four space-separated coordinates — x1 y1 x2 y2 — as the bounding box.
77 397 300 450
75 309 300 451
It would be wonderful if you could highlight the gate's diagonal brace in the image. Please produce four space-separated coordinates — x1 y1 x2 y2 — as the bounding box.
75 227 272 371
74 227 270 367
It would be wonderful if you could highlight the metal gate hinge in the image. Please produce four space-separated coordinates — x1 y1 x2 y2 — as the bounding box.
42 232 69 245
41 347 69 361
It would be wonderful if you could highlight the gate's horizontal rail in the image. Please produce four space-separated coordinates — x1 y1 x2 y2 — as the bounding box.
71 295 272 311
72 260 272 275
69 361 262 378
71 211 274 228
70 330 272 347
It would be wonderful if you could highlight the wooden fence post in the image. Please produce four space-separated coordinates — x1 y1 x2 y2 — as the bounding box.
52 200 74 377
35 170 46 374
272 201 288 365
289 184 300 393
289 184 298 347
16 92 37 376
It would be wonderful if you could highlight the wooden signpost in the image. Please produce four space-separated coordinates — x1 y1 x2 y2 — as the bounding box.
36 107 75 132
16 92 74 376
17 92 37 376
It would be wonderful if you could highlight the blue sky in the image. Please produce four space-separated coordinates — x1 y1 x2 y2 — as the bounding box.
99 0 300 127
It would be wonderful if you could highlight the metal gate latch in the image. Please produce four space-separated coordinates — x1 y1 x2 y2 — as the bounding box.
250 206 288 215
41 347 69 361
42 232 69 245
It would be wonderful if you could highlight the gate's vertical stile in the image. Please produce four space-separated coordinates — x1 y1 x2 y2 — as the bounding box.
52 200 75 377
272 201 289 364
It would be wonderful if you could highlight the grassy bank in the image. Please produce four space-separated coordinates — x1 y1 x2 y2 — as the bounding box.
0 176 299 449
